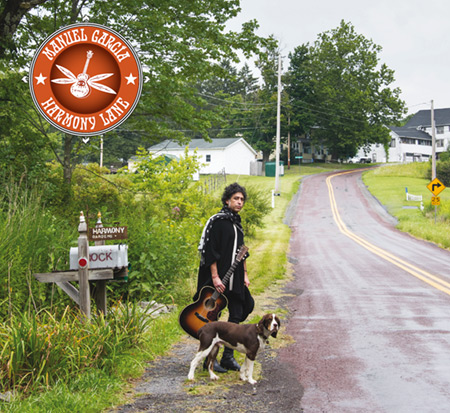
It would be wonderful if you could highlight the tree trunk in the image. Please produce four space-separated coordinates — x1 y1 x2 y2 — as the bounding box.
62 134 75 204
0 0 49 58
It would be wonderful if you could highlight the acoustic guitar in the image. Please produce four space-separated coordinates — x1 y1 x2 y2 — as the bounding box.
179 245 248 339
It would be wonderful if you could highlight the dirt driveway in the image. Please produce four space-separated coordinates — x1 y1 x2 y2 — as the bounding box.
111 287 304 413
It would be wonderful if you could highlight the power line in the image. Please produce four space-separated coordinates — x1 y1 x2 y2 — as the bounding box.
196 92 274 108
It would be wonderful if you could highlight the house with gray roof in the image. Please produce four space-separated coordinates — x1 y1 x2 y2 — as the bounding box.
404 108 450 156
129 137 258 175
387 126 432 162
350 125 433 163
350 108 450 163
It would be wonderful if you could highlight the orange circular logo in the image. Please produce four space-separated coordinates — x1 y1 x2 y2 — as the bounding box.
29 23 142 136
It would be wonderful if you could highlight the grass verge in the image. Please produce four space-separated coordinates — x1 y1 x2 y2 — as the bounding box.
363 162 450 249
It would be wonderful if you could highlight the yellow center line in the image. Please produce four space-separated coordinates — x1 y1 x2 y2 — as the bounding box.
327 171 450 296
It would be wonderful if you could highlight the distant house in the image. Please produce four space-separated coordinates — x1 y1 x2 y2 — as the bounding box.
352 126 433 163
347 108 450 164
291 108 450 164
404 108 450 156
129 137 257 175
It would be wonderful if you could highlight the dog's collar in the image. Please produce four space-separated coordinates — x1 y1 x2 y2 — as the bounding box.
262 330 271 342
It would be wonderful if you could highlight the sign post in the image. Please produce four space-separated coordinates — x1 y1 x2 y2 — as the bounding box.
78 212 91 319
93 212 107 315
295 155 303 174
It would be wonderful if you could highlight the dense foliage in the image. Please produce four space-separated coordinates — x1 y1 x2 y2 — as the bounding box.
285 21 406 160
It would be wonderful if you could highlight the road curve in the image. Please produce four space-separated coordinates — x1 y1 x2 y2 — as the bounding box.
284 169 450 412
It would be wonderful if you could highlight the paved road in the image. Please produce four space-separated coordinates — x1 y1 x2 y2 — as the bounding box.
285 169 450 412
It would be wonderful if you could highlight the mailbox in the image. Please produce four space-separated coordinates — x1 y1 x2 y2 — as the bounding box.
70 244 128 270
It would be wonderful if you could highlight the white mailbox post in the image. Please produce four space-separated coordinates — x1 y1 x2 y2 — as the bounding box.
33 212 129 319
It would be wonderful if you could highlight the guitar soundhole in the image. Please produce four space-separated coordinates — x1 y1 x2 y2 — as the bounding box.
204 298 215 310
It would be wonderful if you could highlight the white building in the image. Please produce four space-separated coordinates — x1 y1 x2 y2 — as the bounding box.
354 109 450 163
404 108 450 156
352 126 433 163
130 137 257 175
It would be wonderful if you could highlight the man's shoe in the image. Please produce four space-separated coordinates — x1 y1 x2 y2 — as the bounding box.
203 359 228 373
220 356 241 371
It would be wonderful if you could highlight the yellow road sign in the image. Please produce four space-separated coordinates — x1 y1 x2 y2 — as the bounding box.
427 178 446 196
431 196 441 206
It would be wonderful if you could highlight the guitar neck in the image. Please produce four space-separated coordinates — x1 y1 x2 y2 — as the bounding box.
220 258 241 288
210 259 241 300
210 245 247 300
83 52 93 74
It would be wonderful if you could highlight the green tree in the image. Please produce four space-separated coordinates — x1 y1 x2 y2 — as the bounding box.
285 44 316 138
2 0 269 194
0 0 49 59
196 60 263 140
245 42 289 162
294 20 405 159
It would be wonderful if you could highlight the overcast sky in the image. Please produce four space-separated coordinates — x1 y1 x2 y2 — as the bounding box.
227 0 450 115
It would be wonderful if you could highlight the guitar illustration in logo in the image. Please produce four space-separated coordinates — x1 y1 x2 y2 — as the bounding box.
51 50 117 98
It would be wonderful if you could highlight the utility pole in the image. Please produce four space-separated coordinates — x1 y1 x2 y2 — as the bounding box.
100 135 104 168
431 100 436 180
287 114 291 170
275 53 281 194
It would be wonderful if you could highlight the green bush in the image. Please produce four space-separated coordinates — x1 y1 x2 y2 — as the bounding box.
240 185 272 237
436 160 450 186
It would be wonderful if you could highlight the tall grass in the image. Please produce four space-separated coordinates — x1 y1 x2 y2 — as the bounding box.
0 180 76 319
0 302 154 394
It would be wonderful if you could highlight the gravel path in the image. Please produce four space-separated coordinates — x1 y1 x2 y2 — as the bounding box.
111 291 304 413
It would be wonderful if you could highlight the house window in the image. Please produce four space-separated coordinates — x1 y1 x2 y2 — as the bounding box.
205 154 211 162
437 139 444 147
437 126 444 134
390 138 396 148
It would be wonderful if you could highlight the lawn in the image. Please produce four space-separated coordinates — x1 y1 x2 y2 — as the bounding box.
363 163 450 249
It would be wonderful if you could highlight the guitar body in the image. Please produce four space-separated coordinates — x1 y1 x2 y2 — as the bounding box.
179 286 228 339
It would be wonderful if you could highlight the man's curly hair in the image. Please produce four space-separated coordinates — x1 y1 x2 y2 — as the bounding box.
221 183 247 205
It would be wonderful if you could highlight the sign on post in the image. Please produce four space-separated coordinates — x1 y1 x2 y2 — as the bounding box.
427 178 446 224
431 196 441 206
89 226 128 241
427 178 446 196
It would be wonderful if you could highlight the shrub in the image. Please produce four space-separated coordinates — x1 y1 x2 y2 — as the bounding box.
436 160 450 186
240 185 271 237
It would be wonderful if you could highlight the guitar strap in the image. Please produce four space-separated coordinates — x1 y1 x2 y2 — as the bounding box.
229 224 238 291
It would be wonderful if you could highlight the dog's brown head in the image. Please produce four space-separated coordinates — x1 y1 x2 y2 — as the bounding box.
257 313 280 339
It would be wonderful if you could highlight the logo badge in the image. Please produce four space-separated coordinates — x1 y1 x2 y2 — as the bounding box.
29 23 142 136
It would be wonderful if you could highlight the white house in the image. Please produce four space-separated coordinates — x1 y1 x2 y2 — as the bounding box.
134 137 257 175
404 108 450 156
352 126 433 163
353 108 450 163
293 108 450 164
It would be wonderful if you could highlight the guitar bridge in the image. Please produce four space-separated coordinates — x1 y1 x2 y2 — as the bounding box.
195 312 209 323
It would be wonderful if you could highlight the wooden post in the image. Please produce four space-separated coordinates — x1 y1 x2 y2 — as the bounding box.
93 212 107 315
78 211 91 319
